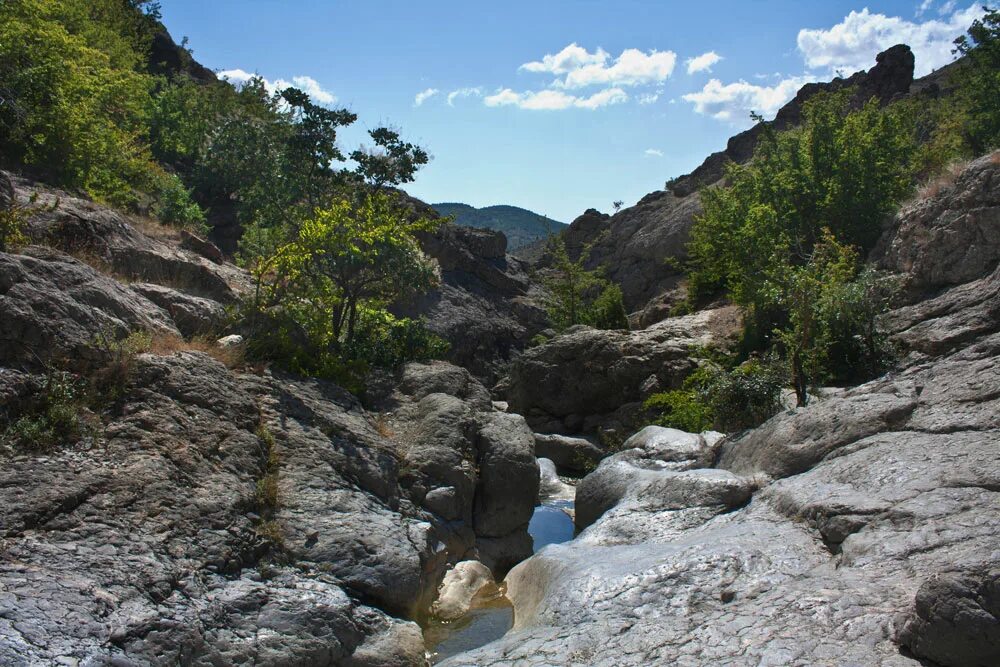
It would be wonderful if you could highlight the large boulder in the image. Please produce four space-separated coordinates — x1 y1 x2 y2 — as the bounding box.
533 432 604 472
131 281 226 337
505 306 739 434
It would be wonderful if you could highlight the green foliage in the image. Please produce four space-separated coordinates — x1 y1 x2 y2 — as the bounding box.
954 7 1000 153
0 203 29 253
688 90 915 312
0 0 159 205
708 356 786 431
153 172 206 230
351 127 429 189
541 236 629 331
643 389 714 433
770 232 897 405
1 370 90 452
644 355 785 434
242 192 445 388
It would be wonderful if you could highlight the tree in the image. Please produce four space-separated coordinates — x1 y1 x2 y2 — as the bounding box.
612 200 624 213
260 191 440 350
954 6 1000 153
541 236 628 331
351 128 429 189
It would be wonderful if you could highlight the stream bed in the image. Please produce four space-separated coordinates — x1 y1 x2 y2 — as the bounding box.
424 486 577 663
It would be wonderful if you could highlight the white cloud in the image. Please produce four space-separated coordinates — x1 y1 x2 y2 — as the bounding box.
414 88 439 106
558 48 677 88
682 76 812 125
219 69 337 105
638 93 659 105
484 87 628 110
938 1 958 15
447 87 483 105
644 148 664 157
686 51 723 74
797 4 985 77
916 0 934 17
520 43 609 74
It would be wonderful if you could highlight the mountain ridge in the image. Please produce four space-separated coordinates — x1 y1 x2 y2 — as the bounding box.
432 202 565 252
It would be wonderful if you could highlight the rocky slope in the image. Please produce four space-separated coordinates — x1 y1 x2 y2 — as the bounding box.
443 152 1000 667
0 173 541 665
547 44 951 325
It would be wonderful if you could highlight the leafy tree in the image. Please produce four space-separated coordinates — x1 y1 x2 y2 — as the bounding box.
245 192 443 384
0 0 158 204
541 236 628 331
153 172 206 230
351 128 430 190
954 6 1000 153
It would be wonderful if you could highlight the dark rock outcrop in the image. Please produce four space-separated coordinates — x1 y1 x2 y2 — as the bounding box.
504 305 740 434
398 222 547 384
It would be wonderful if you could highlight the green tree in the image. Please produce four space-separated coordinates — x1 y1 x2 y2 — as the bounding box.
250 192 441 364
0 0 159 204
351 128 430 190
540 236 628 331
954 6 1000 153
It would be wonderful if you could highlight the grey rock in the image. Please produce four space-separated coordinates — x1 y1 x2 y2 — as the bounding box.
506 306 739 433
533 432 604 472
131 282 225 337
474 412 539 538
898 569 1000 667
0 248 179 370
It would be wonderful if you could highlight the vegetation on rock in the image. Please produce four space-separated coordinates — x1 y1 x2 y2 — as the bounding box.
540 235 628 332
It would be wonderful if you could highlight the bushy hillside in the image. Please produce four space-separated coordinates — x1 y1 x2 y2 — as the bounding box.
432 202 564 251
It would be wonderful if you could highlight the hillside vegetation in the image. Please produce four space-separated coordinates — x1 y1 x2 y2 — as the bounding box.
432 202 565 251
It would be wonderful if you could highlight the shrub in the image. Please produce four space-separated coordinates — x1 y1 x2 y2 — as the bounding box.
153 172 207 231
0 203 29 253
541 235 629 331
643 389 714 433
709 356 785 432
1 370 91 451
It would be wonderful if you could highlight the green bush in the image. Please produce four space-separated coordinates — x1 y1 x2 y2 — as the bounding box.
541 235 629 331
0 204 29 253
1 370 90 451
709 357 785 432
153 172 206 230
643 389 714 433
954 7 1000 153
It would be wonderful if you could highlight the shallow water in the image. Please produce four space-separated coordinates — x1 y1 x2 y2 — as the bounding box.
424 495 577 663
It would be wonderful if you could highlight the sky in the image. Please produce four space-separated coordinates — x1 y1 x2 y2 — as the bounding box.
159 0 984 222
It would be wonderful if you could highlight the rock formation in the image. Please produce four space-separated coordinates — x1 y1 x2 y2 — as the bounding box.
441 152 1000 667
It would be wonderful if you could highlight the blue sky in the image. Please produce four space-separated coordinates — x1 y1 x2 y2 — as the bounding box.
159 1 983 221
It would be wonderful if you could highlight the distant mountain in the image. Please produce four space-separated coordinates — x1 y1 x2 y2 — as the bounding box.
432 203 565 252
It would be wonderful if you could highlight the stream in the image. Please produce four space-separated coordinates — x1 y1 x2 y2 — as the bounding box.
424 472 577 663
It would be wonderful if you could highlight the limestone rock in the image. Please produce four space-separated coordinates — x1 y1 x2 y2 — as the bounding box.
533 433 604 472
131 282 225 337
431 560 497 621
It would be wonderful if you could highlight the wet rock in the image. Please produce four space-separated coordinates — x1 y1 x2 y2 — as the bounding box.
537 458 575 502
431 560 497 621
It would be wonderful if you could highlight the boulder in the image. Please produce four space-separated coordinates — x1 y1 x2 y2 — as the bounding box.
179 229 225 264
506 306 739 433
474 412 539 538
533 433 604 472
537 458 575 502
431 560 498 621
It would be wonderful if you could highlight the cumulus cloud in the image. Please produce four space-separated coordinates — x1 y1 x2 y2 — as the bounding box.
686 51 723 74
414 88 439 106
483 87 628 110
219 69 337 105
446 87 483 105
682 76 811 124
797 4 984 77
557 48 677 88
644 148 664 157
520 43 609 74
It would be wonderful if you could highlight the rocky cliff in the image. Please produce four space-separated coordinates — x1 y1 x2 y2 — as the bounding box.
444 152 1000 667
548 45 948 325
0 173 541 665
